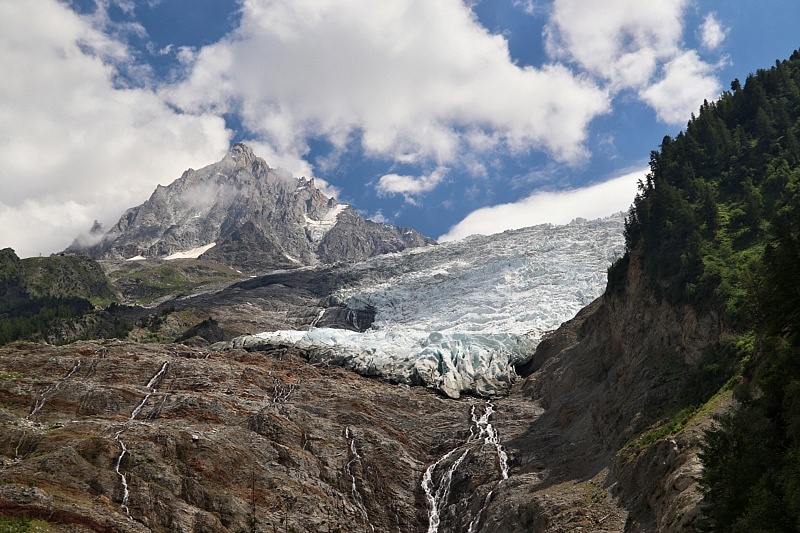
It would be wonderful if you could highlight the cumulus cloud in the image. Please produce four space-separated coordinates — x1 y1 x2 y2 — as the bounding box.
377 168 448 204
368 210 389 224
544 0 723 124
640 51 721 124
163 0 610 172
0 0 230 257
545 0 687 89
377 173 443 196
699 13 728 51
0 0 735 258
439 168 645 241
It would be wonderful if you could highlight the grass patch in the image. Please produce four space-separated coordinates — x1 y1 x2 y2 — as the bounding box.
0 516 51 532
104 259 245 306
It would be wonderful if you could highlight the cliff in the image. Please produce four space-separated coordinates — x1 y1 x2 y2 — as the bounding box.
510 250 727 530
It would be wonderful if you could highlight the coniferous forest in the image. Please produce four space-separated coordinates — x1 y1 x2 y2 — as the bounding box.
619 50 800 530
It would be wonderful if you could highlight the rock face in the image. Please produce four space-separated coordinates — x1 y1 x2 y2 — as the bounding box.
64 144 435 273
0 249 727 532
509 250 726 531
0 247 27 303
3 202 729 531
0 340 516 533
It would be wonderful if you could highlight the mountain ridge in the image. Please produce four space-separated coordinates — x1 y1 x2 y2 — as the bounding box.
65 143 436 274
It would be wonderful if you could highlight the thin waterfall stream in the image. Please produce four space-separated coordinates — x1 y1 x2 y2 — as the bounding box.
343 427 375 532
26 359 82 419
421 400 509 533
113 430 131 518
309 308 325 329
130 361 169 420
112 361 169 519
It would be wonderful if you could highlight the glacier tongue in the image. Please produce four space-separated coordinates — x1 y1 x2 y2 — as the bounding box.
233 214 625 398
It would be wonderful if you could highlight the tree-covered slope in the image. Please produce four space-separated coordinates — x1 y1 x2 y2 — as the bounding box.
617 50 800 530
0 248 117 345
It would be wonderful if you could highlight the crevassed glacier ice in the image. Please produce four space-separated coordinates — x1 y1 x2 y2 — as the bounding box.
233 214 625 397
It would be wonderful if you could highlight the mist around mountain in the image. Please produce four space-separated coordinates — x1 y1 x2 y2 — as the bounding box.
64 143 435 274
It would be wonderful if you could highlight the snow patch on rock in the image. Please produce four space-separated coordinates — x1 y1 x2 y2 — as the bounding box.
304 204 349 242
164 242 216 260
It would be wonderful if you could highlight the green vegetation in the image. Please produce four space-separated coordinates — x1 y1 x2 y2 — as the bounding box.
617 50 800 529
104 259 245 306
0 248 121 345
0 516 50 532
21 255 117 303
0 251 245 345
0 296 93 345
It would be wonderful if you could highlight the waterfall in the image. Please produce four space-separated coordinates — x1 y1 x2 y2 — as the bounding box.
113 430 131 519
130 362 168 420
422 401 510 532
64 359 82 379
112 361 170 519
26 359 82 419
422 447 471 533
343 427 375 532
469 402 509 479
310 308 325 329
467 490 494 533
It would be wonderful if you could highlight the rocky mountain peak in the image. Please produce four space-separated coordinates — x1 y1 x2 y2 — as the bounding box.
223 142 269 177
227 142 256 164
64 145 435 273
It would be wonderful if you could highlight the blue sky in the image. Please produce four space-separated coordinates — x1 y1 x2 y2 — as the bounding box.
1 0 799 257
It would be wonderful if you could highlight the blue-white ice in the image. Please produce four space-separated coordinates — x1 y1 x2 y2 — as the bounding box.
233 215 625 397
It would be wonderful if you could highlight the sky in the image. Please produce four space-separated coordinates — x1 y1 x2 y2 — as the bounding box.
1 0 799 257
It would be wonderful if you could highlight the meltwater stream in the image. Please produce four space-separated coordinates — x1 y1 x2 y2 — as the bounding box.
422 401 509 533
26 359 82 419
113 430 131 518
130 361 169 419
113 362 169 519
343 427 375 532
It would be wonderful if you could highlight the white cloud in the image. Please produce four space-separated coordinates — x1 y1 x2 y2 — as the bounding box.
0 0 231 258
699 13 728 51
545 0 687 90
513 0 548 16
164 0 610 173
377 168 448 204
439 168 645 241
368 210 389 224
544 0 723 125
640 51 721 124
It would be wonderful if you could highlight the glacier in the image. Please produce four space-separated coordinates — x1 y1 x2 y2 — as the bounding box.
231 214 626 398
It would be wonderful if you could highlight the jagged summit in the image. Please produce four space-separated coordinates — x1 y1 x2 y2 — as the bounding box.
64 144 435 273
